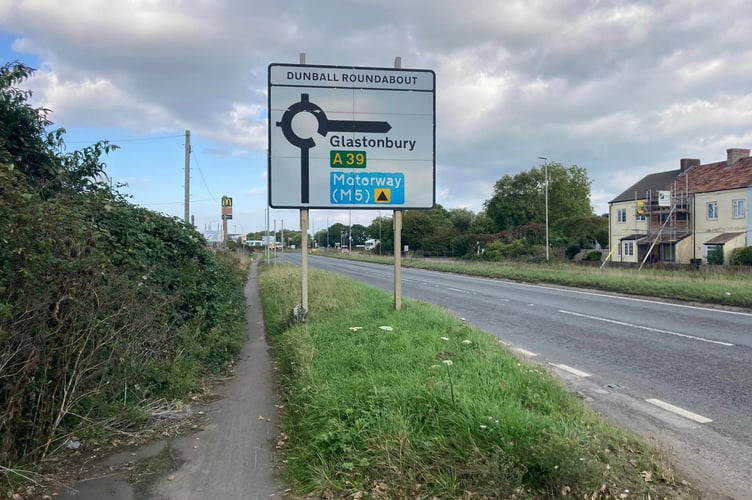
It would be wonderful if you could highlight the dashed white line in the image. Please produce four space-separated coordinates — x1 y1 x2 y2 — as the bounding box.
513 348 538 357
646 398 713 423
549 363 591 377
558 310 734 347
446 287 469 294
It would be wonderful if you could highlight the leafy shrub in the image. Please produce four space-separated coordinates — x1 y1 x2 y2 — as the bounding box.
565 245 581 260
585 250 602 261
483 240 536 260
706 247 724 265
730 246 752 265
450 236 470 257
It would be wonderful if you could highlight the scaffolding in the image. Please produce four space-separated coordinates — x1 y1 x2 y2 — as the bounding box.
639 177 691 268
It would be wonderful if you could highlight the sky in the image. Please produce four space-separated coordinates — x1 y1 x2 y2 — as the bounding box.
2 0 751 237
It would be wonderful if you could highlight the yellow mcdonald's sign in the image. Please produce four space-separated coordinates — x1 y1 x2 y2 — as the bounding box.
221 196 233 207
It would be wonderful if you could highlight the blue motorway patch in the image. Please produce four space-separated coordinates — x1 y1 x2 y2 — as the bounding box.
330 172 405 205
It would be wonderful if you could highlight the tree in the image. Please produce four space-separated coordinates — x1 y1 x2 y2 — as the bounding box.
484 163 592 232
469 210 498 234
350 224 368 246
448 208 474 234
367 215 393 252
0 61 117 193
402 205 457 253
555 214 608 249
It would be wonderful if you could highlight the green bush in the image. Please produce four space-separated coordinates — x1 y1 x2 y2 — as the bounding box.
483 240 535 260
730 246 752 265
585 250 602 261
707 246 724 265
565 244 581 260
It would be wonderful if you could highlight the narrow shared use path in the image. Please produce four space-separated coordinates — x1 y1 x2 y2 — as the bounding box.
61 262 284 499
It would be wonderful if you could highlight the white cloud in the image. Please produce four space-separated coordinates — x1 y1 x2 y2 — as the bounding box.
3 0 752 225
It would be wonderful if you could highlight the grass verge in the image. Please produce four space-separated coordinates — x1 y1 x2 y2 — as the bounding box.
260 264 699 499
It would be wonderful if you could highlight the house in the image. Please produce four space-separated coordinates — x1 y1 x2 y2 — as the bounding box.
607 148 752 265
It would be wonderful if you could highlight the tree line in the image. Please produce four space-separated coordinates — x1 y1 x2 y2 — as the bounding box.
247 164 607 259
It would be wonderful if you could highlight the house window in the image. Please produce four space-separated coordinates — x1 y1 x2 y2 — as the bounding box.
617 208 627 223
732 199 745 219
636 213 646 221
706 201 718 220
617 242 622 256
624 242 634 257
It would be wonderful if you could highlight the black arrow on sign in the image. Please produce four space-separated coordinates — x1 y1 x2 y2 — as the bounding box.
276 94 392 204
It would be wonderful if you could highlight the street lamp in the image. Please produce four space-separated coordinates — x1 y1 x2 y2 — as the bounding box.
326 216 329 249
538 156 549 262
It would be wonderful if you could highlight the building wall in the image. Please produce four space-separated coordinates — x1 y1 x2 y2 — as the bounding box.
608 200 648 263
693 188 749 261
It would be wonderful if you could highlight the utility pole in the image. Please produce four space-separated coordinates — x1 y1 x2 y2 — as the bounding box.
538 156 549 262
184 130 191 224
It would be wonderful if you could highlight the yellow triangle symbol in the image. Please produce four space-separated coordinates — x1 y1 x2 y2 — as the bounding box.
375 189 390 202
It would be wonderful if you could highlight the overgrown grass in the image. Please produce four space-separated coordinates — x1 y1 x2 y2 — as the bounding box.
260 264 698 499
327 252 752 309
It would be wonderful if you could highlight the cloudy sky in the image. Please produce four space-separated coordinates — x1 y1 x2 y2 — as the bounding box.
2 0 751 235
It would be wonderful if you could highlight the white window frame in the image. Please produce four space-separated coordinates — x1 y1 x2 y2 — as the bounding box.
635 213 646 221
624 241 634 257
617 242 622 256
617 208 627 223
732 199 745 219
706 201 718 220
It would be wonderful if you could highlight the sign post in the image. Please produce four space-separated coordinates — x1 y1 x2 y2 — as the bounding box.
268 60 435 311
221 196 233 246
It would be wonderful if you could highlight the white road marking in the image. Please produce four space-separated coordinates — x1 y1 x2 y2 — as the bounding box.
558 309 734 347
446 287 469 294
549 363 591 377
513 348 538 357
646 398 713 423
454 273 752 318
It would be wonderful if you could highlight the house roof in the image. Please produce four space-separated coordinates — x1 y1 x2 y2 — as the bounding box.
610 170 681 203
619 233 647 241
678 157 752 193
704 232 745 245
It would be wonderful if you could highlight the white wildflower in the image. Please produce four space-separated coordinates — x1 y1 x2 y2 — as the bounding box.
440 336 449 341
379 326 393 331
442 359 453 366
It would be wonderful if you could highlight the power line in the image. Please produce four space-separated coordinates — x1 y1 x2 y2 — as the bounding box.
139 198 216 207
191 150 216 200
65 134 185 144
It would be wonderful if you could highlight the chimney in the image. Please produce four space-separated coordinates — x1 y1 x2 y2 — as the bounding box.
680 158 700 171
727 148 750 167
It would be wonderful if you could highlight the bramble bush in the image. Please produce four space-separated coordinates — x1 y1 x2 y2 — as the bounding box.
1 62 247 468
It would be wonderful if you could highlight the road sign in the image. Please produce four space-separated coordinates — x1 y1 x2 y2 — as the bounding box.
268 63 435 209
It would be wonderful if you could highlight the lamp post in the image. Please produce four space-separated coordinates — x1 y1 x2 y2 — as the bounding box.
326 216 329 249
538 156 549 262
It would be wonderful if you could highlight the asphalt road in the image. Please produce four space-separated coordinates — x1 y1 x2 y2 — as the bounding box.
280 253 752 499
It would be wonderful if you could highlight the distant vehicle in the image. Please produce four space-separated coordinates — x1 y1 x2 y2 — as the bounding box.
340 248 350 253
364 239 379 251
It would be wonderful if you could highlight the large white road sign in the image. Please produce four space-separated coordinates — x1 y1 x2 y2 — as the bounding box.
268 63 435 209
